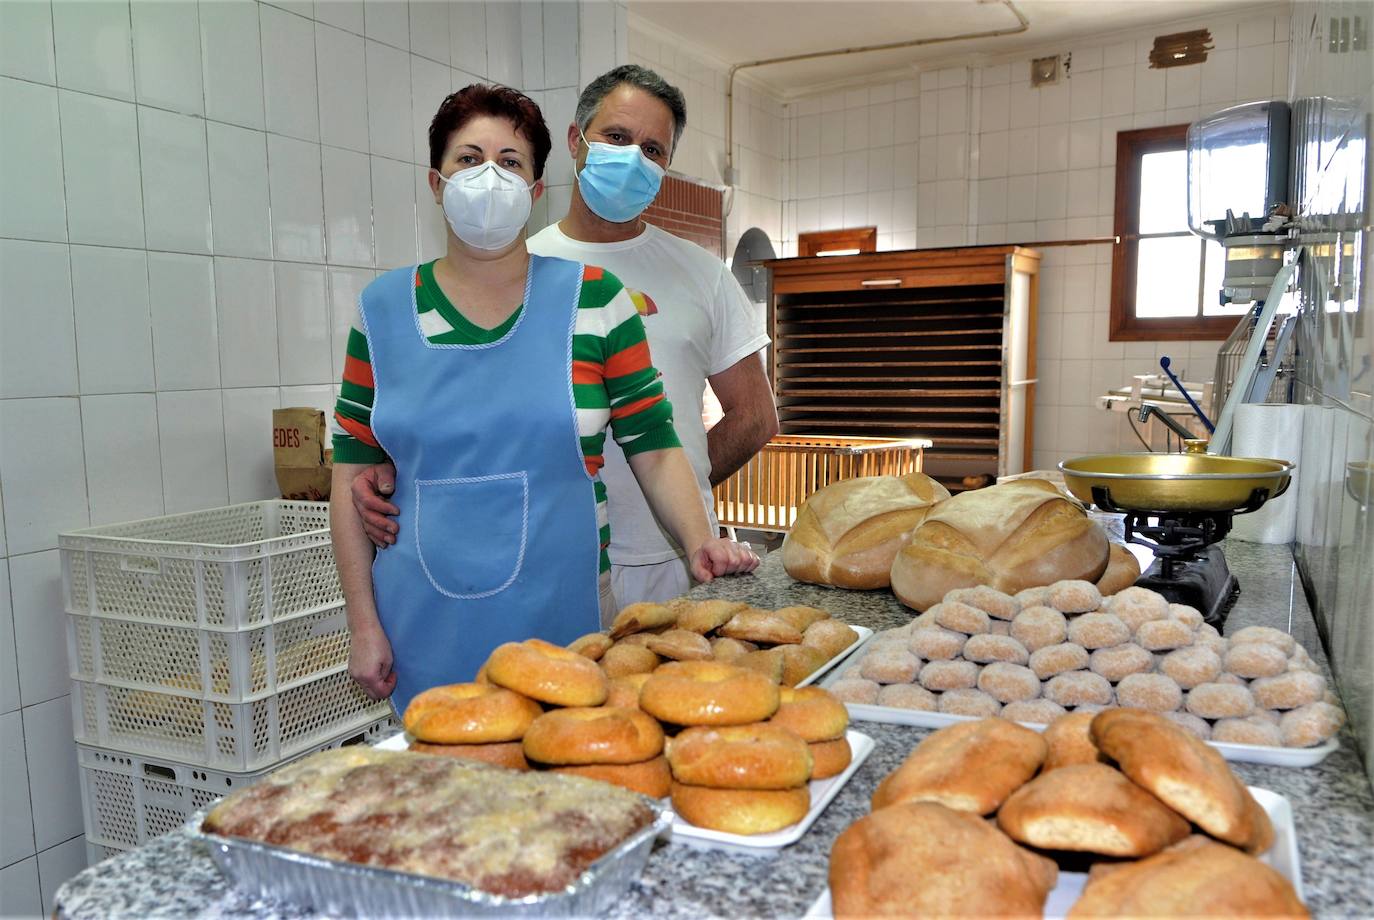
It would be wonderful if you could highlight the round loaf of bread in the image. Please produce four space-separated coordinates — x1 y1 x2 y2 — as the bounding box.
670 782 810 835
402 682 543 744
485 639 610 707
550 755 672 798
782 473 949 589
640 660 780 726
522 707 664 765
769 686 849 742
809 736 853 779
889 481 1109 612
666 723 813 789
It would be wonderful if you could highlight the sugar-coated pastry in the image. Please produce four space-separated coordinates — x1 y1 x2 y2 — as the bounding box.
1115 672 1183 713
909 609 939 630
1042 711 1101 771
1014 586 1052 608
909 625 967 661
939 688 1003 718
1212 716 1283 747
932 600 992 635
709 636 755 664
870 719 1048 814
1159 645 1223 690
1048 579 1102 614
1067 613 1131 650
1185 682 1257 719
1001 698 1067 725
771 605 831 633
1252 671 1326 710
876 683 938 711
1287 649 1320 674
1228 625 1297 656
1223 642 1288 679
1029 642 1090 680
1089 643 1153 683
645 628 714 661
1216 671 1248 686
947 586 1020 621
1044 671 1114 707
1168 603 1204 628
1104 589 1170 635
1163 710 1212 740
962 634 1030 665
1195 626 1229 656
859 647 920 685
1135 618 1195 652
803 618 861 659
1010 606 1069 652
1251 708 1281 726
918 659 980 692
978 662 1042 703
829 678 880 705
1279 701 1345 747
779 643 831 687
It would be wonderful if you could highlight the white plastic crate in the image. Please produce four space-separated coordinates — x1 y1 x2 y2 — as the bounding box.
71 668 392 771
78 718 398 850
67 602 352 702
61 501 341 630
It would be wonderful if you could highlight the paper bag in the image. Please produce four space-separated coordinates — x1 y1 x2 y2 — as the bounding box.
274 408 333 501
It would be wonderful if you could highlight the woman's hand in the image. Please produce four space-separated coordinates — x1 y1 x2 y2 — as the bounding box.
351 461 400 547
349 623 397 700
688 537 761 583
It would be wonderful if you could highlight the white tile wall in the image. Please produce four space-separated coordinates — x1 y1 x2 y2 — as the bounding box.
778 7 1291 459
0 1 629 907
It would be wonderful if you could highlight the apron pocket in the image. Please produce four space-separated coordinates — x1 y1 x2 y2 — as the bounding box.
415 473 529 599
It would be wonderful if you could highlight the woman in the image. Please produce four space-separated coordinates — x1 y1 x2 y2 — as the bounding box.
330 84 758 713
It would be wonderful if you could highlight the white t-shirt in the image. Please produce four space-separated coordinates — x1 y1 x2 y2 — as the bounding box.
528 221 770 565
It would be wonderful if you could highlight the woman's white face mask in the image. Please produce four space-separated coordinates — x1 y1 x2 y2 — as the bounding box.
438 161 534 251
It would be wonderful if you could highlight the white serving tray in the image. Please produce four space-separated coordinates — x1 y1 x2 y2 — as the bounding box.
821 636 1339 767
796 626 873 688
376 730 877 857
668 729 874 856
804 785 1301 918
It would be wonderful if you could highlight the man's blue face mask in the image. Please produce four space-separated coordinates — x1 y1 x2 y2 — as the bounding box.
576 130 666 223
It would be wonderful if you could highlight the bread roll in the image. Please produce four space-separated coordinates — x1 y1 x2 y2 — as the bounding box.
1095 542 1142 596
782 473 949 589
890 480 1110 612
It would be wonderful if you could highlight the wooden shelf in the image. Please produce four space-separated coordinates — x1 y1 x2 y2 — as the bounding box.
767 246 1040 479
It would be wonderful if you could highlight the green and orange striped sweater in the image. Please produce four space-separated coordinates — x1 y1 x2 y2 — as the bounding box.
332 260 680 573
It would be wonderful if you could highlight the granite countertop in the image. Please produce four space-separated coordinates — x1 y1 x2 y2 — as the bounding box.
56 536 1374 919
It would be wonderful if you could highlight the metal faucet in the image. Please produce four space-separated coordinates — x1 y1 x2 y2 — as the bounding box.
1136 405 1208 452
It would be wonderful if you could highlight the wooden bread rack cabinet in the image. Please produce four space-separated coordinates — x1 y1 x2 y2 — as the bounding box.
762 245 1040 496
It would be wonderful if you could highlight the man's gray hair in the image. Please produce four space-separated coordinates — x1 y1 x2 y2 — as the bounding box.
575 65 687 152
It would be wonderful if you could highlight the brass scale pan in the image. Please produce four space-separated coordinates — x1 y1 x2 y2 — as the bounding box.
1059 453 1294 514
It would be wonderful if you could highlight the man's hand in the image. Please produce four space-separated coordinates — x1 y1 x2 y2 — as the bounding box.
349 624 397 700
351 461 400 547
688 537 761 583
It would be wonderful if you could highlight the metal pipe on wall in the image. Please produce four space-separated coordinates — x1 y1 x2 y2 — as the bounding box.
722 0 1030 200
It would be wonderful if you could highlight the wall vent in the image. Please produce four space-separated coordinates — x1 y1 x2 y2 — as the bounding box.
1030 55 1059 87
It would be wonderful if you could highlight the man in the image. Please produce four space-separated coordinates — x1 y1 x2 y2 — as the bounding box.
348 65 779 606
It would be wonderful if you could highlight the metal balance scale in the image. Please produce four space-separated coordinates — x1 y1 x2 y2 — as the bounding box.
1060 448 1293 631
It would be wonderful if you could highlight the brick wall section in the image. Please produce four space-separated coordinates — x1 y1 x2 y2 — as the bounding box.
641 174 724 258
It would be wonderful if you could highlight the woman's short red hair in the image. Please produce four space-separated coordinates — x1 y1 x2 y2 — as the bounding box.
429 84 552 180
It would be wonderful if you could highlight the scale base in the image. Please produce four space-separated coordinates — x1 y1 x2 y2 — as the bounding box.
1133 544 1240 631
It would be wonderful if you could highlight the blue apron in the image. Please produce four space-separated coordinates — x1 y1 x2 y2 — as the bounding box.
360 255 601 714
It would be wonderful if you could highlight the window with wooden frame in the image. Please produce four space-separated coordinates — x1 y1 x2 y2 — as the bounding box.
1110 124 1247 340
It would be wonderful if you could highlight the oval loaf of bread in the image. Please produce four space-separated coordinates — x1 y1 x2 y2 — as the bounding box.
890 480 1110 612
782 473 949 590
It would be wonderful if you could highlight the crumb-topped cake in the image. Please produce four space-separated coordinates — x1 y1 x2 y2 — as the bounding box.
201 747 658 897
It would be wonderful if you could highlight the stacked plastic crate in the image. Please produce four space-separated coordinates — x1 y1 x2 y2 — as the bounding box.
59 501 393 861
